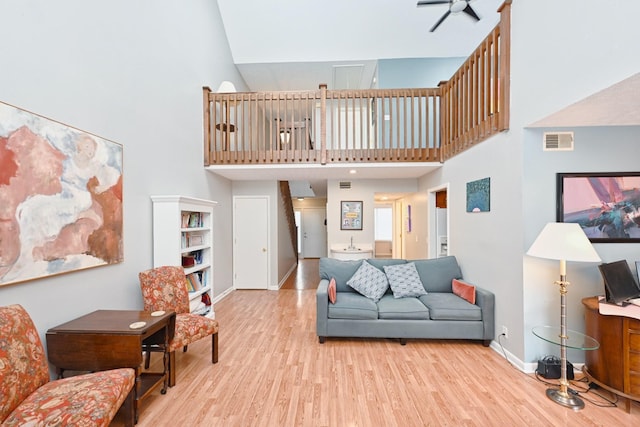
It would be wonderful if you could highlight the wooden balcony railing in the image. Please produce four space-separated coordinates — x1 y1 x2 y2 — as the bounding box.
439 0 511 161
203 1 511 167
203 86 441 166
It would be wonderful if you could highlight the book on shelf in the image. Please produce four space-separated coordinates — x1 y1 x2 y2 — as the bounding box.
181 212 190 228
187 212 203 228
186 272 202 292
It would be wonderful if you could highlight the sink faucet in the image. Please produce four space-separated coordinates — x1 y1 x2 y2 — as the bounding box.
349 236 355 250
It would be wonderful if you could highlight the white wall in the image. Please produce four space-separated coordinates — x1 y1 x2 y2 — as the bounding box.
326 179 418 254
0 1 242 343
523 126 640 363
400 192 429 259
419 0 640 366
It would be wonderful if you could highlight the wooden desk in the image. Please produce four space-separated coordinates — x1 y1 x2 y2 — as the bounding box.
582 297 640 412
46 310 175 423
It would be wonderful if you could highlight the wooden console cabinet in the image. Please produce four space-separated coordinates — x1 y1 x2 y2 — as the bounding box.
582 296 640 412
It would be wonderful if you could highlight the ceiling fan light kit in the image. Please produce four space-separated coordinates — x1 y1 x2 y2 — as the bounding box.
417 0 481 32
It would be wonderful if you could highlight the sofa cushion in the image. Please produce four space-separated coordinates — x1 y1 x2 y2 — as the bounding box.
418 293 482 321
383 262 427 298
452 279 476 304
328 292 378 320
367 258 407 271
377 295 430 320
347 260 389 302
412 256 463 293
319 258 363 292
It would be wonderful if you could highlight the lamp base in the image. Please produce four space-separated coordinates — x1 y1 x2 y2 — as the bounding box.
546 388 584 411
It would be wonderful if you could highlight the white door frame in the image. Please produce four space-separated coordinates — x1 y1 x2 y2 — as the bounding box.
427 184 450 258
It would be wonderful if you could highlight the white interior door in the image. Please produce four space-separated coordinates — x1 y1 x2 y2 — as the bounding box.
301 208 327 258
233 196 269 289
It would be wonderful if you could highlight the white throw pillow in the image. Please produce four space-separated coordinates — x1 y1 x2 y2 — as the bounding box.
346 260 389 302
383 262 427 298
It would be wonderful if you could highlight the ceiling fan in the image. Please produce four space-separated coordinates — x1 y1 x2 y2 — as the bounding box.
417 0 481 32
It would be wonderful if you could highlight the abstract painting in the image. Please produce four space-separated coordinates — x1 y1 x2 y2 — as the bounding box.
466 177 490 213
557 172 640 243
0 101 123 285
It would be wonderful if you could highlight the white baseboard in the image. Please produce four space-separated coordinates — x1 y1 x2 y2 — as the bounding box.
490 340 584 377
274 261 298 290
213 286 234 304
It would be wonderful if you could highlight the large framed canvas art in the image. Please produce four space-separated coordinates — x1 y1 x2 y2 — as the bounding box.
0 101 123 285
557 172 640 243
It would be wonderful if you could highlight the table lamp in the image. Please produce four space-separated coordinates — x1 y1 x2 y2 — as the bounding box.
215 81 237 151
527 222 601 410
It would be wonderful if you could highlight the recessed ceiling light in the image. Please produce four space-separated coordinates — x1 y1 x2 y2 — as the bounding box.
349 169 357 174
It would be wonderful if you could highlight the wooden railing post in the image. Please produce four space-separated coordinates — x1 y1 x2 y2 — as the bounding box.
319 84 327 165
497 0 511 131
203 86 212 166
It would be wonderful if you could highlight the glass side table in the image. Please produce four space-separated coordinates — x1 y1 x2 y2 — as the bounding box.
532 325 599 350
532 325 599 410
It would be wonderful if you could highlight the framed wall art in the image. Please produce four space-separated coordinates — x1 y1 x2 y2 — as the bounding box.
557 172 640 243
341 201 363 230
466 177 490 213
0 101 124 286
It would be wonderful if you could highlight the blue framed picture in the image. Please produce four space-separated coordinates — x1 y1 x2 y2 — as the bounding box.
466 177 490 213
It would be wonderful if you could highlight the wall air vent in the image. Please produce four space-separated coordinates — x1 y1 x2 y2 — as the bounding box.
339 181 351 189
543 132 574 151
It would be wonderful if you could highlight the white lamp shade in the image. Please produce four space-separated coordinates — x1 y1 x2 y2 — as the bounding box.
216 81 237 93
527 222 601 263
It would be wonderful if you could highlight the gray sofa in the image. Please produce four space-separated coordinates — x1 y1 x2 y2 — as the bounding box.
316 256 495 346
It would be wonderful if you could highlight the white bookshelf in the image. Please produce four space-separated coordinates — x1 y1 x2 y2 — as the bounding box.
151 195 217 318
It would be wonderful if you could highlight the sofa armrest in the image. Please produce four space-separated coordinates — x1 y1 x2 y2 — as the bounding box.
475 286 495 341
316 279 330 339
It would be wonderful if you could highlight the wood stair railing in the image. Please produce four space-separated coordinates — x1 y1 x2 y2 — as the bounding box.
279 181 298 260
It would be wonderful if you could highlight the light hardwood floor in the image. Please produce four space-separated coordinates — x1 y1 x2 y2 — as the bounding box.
114 259 639 426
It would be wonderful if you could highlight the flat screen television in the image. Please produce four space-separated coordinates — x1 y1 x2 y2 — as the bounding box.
598 260 640 304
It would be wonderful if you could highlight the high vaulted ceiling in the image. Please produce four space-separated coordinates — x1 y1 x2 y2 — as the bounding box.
216 0 503 91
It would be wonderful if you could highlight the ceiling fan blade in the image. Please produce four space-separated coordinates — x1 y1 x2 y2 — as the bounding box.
462 4 480 21
417 0 450 6
430 10 451 32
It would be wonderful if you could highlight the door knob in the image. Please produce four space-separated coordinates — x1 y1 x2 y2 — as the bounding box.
262 248 267 252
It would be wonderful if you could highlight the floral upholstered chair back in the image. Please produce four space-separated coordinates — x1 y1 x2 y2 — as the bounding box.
139 266 191 314
0 304 51 422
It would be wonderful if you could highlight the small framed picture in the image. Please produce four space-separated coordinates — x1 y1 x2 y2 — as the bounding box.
341 201 363 230
188 234 204 246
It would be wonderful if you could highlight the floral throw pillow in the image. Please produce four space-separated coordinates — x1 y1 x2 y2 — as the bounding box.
346 260 389 302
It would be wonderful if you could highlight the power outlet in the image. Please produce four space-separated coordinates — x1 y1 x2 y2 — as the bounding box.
502 325 508 339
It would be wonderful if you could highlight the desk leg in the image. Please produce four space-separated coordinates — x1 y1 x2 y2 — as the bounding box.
134 366 141 424
161 341 168 394
121 388 135 427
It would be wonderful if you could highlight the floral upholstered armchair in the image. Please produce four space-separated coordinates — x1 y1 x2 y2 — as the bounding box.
139 266 219 387
0 304 136 427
